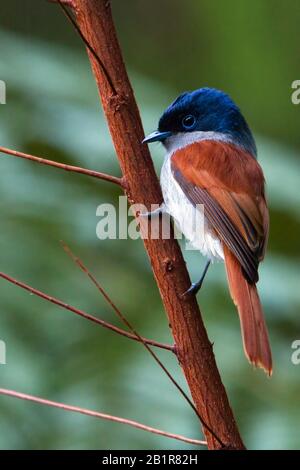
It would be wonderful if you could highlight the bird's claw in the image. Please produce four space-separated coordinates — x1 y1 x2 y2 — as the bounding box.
182 281 203 297
139 205 165 219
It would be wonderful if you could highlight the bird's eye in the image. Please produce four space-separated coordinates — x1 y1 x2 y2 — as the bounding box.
182 114 196 130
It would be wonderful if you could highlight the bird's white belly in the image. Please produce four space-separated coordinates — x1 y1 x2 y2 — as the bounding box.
160 156 224 261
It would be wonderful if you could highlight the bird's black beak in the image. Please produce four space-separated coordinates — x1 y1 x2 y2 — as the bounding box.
142 130 172 144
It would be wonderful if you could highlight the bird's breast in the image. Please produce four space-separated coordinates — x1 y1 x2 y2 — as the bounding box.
160 153 224 260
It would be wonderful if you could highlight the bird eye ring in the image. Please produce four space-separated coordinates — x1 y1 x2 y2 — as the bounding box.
182 114 196 130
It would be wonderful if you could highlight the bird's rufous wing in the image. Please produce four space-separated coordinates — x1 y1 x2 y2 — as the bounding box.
171 140 269 284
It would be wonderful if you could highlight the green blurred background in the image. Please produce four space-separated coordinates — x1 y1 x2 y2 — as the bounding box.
0 0 299 450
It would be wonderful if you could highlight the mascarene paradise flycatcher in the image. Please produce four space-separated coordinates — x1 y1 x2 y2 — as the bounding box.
143 88 272 375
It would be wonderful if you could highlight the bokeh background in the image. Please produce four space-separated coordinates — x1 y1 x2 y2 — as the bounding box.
0 0 299 450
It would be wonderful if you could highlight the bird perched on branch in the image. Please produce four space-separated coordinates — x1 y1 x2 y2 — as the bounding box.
143 87 272 374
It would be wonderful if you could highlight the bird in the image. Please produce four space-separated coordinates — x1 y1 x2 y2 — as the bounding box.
143 87 272 374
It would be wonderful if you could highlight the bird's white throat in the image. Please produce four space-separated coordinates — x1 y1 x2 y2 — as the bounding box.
163 130 234 154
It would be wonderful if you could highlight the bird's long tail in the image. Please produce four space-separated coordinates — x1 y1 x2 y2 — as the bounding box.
223 245 272 375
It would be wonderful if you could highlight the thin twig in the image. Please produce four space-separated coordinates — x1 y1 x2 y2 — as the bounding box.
56 0 117 95
48 0 74 7
0 271 173 352
0 388 207 447
62 243 223 446
0 146 123 187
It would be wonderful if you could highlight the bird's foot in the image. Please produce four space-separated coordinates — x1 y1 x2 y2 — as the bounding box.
182 280 204 297
182 260 211 297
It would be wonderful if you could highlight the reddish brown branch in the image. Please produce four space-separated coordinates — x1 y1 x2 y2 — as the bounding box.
0 388 206 447
72 0 245 449
0 146 123 187
0 271 173 352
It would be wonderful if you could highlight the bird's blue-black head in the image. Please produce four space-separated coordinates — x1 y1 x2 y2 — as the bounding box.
144 88 257 156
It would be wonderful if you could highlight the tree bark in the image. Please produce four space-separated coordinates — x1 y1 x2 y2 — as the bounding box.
72 0 245 449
